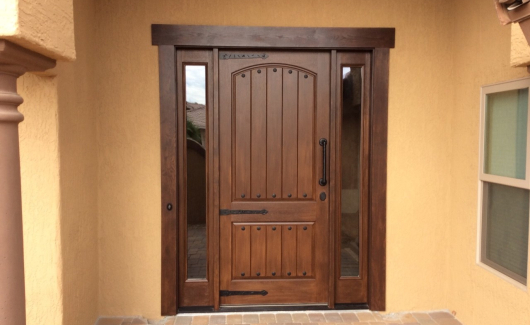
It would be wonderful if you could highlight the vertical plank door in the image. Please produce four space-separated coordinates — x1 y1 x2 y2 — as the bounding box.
219 51 330 304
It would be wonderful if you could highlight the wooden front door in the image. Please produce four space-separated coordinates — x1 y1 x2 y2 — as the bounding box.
219 51 330 304
155 24 393 314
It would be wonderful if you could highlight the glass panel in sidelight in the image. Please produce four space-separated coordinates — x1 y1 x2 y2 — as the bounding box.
340 66 362 277
185 65 207 279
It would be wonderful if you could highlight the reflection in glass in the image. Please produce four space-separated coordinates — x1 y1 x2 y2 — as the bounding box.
483 182 529 283
484 88 528 180
340 67 362 277
185 65 207 279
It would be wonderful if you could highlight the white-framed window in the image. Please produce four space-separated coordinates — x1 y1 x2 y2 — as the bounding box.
478 77 530 287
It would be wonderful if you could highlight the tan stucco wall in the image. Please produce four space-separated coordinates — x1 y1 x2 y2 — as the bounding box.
448 1 530 325
13 0 530 324
17 0 98 324
55 0 99 322
94 0 455 318
0 0 75 61
18 74 63 325
511 23 530 67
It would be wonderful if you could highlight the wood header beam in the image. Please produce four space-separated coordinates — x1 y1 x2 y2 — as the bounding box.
152 25 395 49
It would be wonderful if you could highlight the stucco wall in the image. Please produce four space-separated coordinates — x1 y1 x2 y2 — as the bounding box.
15 1 530 324
94 0 455 318
55 0 99 323
18 74 63 325
17 0 99 324
0 0 75 61
511 23 530 67
448 1 530 325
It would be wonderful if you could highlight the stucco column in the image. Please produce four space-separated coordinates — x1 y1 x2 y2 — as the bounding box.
0 40 55 323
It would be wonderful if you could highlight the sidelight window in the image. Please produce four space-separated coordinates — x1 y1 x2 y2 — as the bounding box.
479 78 530 286
185 65 207 280
334 52 371 303
340 66 363 277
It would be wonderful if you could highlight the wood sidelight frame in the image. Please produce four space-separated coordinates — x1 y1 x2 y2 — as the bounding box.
153 25 394 315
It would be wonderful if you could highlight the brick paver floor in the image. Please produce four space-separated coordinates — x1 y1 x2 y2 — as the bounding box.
95 310 463 325
187 224 207 279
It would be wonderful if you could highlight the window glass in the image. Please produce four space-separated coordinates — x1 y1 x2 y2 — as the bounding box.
483 182 529 283
480 79 530 286
340 66 362 277
484 88 528 180
185 65 207 279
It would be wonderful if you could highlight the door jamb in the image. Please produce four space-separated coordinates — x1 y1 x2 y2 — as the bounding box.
153 24 394 315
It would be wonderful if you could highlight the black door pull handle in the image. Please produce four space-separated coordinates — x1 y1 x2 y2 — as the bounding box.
319 138 327 186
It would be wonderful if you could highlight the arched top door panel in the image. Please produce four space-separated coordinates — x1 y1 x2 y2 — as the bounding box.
232 63 316 77
231 64 317 201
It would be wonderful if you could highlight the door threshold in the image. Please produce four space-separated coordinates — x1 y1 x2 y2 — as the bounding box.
178 303 369 313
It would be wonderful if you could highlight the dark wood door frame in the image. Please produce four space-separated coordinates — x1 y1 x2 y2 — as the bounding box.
153 24 394 315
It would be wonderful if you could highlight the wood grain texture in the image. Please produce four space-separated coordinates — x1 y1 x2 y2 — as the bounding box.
159 45 178 315
250 226 267 277
234 72 251 199
328 50 337 309
297 224 313 277
228 223 316 280
230 65 320 201
233 225 251 278
313 52 331 306
152 25 395 49
212 48 221 311
281 225 297 277
266 67 283 198
360 52 372 306
251 69 267 199
215 51 332 305
368 48 389 311
298 73 314 199
218 53 329 306
219 51 330 305
282 69 298 199
177 50 187 305
219 48 233 305
266 225 282 277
